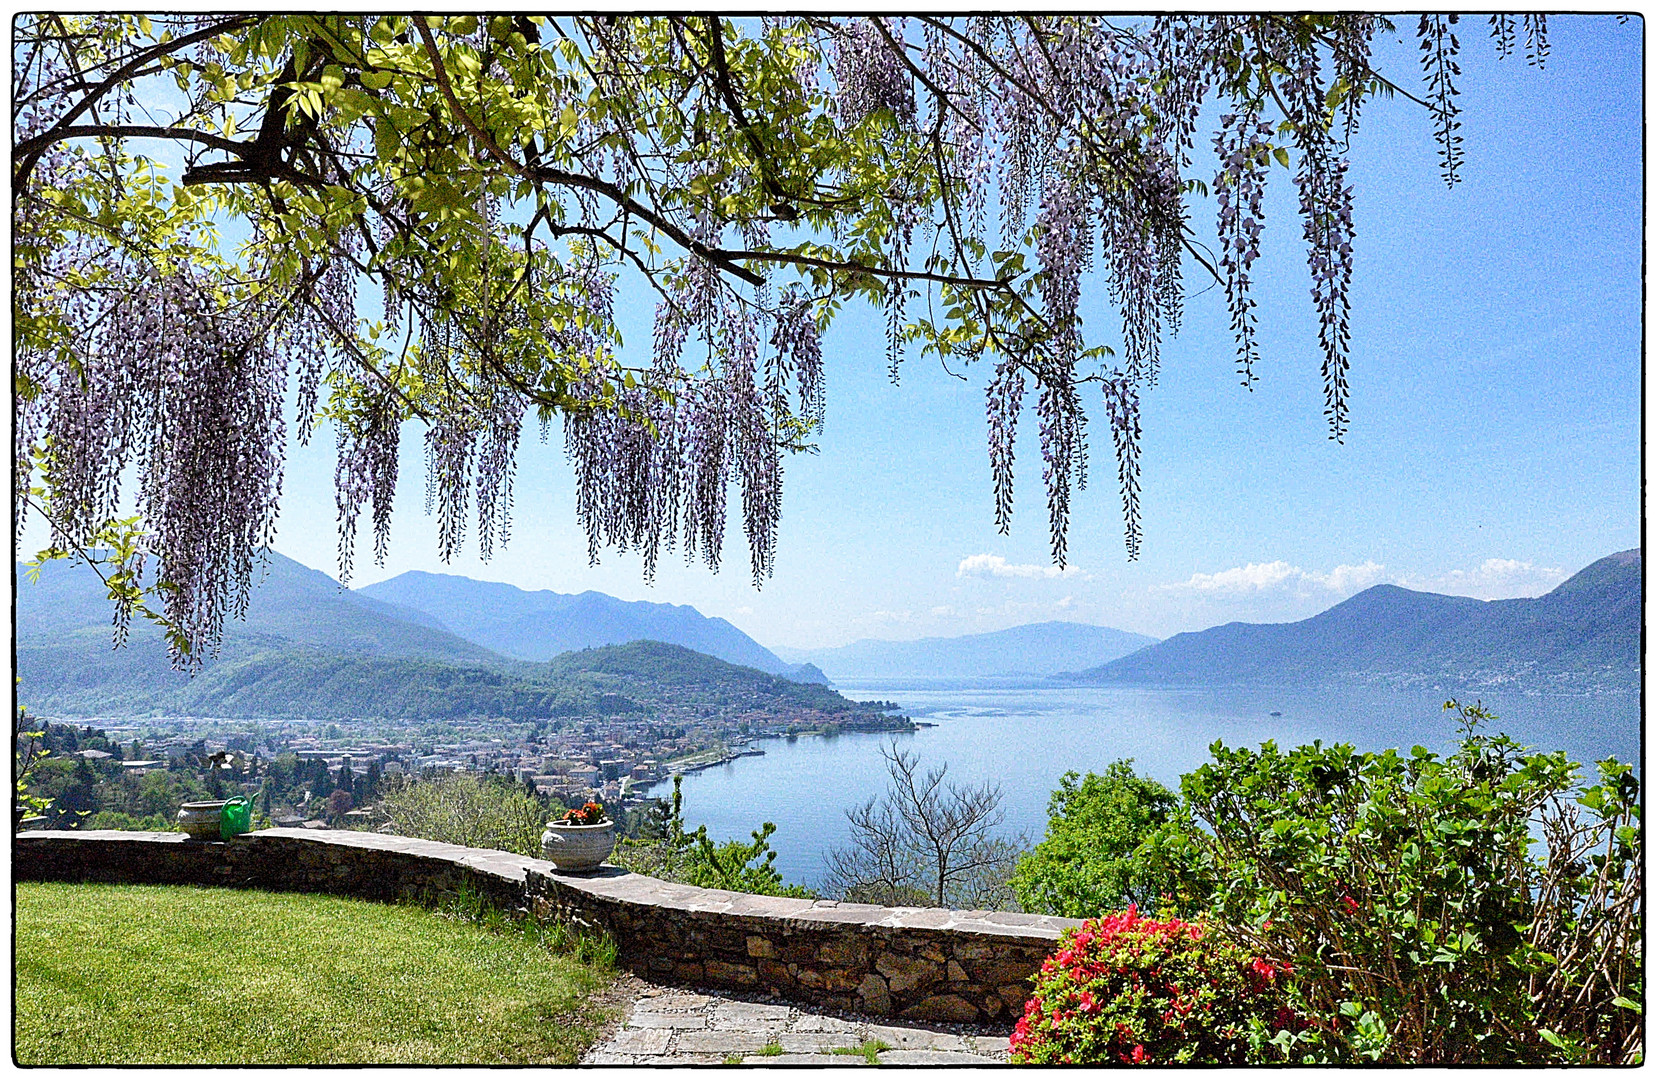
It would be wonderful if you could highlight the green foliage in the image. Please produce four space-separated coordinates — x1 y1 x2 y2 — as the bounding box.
377 772 553 858
422 880 619 970
1010 907 1291 1065
82 810 175 831
832 1040 892 1064
93 768 213 822
13 704 55 827
681 825 814 898
15 882 615 1064
610 775 814 898
1010 762 1192 918
1176 701 1642 1064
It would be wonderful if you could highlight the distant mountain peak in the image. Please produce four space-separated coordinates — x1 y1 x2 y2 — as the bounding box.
780 620 1157 680
1065 550 1638 693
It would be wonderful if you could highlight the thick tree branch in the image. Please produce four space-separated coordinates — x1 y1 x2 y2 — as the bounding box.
13 16 253 189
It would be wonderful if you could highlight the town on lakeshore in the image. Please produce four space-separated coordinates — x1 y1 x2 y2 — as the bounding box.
39 703 915 831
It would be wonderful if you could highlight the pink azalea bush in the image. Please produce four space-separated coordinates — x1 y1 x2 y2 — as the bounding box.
1009 905 1298 1065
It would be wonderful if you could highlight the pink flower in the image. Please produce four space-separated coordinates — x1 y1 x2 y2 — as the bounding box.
1341 894 1359 915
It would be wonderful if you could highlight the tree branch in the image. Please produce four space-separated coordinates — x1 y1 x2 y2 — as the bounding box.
13 16 254 189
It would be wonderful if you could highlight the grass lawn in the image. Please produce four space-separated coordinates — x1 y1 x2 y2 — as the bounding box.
15 882 618 1064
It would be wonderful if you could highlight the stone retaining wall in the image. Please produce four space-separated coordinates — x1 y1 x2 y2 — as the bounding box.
16 829 1079 1024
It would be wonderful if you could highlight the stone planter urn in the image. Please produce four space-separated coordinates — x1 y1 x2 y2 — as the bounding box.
177 799 230 841
540 819 615 872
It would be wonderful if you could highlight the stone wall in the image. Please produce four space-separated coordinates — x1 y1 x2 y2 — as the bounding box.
16 829 1078 1025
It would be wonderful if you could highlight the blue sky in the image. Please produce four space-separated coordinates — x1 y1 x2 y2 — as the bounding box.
30 17 1641 650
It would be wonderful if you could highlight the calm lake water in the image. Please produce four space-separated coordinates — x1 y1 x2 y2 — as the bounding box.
663 681 1640 891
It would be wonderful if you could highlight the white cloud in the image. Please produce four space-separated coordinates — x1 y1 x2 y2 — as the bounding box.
929 605 958 617
1165 560 1384 597
1399 558 1566 600
957 554 1088 580
1168 560 1299 593
1306 561 1386 592
1163 556 1563 604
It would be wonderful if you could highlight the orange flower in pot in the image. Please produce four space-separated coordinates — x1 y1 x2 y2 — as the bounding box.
542 800 614 872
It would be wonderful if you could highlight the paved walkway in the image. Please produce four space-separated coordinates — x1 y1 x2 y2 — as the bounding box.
583 980 1011 1065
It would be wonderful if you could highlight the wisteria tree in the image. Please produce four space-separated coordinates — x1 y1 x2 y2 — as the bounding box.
14 14 1556 662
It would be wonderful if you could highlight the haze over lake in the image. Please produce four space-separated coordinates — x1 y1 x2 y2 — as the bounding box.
667 680 1640 891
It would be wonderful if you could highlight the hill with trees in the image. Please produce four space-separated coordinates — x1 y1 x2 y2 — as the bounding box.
544 641 894 726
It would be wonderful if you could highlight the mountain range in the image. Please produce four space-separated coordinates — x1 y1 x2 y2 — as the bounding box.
775 621 1159 680
16 547 1639 717
1064 549 1641 693
357 570 824 682
13 553 842 719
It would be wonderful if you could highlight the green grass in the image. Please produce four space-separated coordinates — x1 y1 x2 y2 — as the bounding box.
15 882 617 1064
833 1039 893 1064
758 1041 785 1056
835 1040 901 1060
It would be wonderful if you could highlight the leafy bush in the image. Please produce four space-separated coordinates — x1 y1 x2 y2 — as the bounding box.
376 772 553 858
1010 762 1197 918
1010 905 1290 1064
1177 701 1642 1064
83 810 176 831
610 776 814 898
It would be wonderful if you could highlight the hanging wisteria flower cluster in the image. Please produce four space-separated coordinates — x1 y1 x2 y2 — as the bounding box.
13 13 1555 661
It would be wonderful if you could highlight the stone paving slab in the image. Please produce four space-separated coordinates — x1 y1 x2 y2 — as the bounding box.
866 1024 970 1052
628 1012 708 1029
880 1049 999 1065
715 1001 796 1023
582 978 1010 1065
675 1030 773 1055
775 1031 861 1053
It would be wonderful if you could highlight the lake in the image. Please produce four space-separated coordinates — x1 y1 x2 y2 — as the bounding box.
663 681 1641 891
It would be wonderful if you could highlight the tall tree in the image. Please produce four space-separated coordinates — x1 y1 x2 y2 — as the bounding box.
823 743 1022 909
14 15 1553 661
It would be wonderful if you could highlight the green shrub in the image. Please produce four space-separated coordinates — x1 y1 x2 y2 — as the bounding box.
1010 762 1201 917
376 772 552 857
1010 905 1291 1064
82 810 175 831
609 776 814 898
1177 701 1642 1064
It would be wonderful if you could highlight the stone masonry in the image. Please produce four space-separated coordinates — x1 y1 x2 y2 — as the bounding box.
15 829 1078 1025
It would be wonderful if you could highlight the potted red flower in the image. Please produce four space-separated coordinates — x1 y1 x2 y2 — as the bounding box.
541 800 615 872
